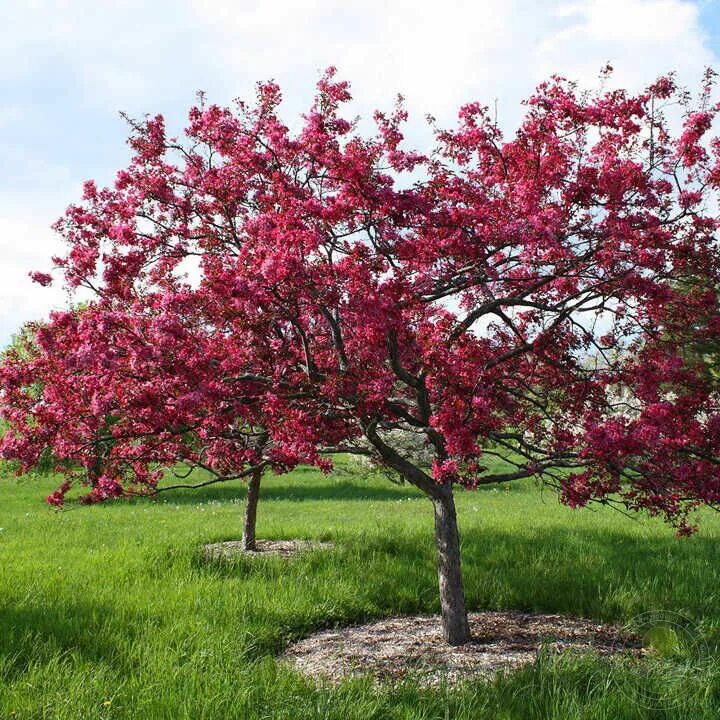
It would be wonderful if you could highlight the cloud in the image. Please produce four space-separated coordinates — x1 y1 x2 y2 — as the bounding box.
538 0 713 88
0 208 68 344
191 0 717 135
1 0 714 123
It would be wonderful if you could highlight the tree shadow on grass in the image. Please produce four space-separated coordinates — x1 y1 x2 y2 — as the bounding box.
151 476 526 506
457 524 720 622
3 522 717 680
153 480 424 506
217 522 720 658
0 600 144 682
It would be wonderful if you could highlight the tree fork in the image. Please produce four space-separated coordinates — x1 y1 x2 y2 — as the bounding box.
361 419 472 644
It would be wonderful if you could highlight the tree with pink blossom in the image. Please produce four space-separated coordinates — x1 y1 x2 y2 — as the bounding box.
2 69 719 645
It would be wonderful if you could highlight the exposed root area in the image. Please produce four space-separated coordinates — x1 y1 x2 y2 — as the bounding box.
204 539 333 560
284 611 642 686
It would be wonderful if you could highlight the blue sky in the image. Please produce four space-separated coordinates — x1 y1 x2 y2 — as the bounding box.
701 0 720 48
2 0 720 347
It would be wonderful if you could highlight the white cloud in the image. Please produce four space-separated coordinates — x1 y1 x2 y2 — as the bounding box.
190 0 527 138
537 0 713 89
0 209 68 344
0 0 202 112
191 0 716 136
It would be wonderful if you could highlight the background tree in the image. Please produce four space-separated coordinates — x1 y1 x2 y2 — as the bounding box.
671 277 720 385
1 310 124 485
1 323 54 476
0 305 316 549
3 69 719 645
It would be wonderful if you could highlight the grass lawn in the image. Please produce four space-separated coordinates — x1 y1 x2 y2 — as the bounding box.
0 458 719 719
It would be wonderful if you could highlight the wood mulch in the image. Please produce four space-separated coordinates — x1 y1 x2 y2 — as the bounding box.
203 539 333 560
283 611 643 686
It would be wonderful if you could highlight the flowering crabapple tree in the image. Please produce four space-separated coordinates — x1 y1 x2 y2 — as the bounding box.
0 303 304 551
0 323 60 476
4 68 720 645
0 315 106 480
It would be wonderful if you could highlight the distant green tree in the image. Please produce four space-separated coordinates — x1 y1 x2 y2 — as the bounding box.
670 278 719 387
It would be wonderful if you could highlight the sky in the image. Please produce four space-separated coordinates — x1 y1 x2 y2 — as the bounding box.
1 0 720 347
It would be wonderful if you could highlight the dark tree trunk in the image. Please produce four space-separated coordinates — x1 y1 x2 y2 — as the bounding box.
359 420 472 646
242 468 262 551
432 486 472 645
87 451 103 488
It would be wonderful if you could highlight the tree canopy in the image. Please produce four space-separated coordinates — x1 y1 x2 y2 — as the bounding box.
2 68 719 643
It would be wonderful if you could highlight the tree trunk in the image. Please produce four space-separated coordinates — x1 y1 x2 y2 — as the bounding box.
242 468 262 551
358 420 471 645
87 450 103 487
432 487 472 645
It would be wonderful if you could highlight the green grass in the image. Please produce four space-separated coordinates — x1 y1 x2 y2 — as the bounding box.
1 458 719 719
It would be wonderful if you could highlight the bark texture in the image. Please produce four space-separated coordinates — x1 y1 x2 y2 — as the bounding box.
242 468 262 551
432 487 472 645
87 448 104 487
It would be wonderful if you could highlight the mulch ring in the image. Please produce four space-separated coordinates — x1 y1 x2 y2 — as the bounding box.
283 611 643 686
203 539 333 561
